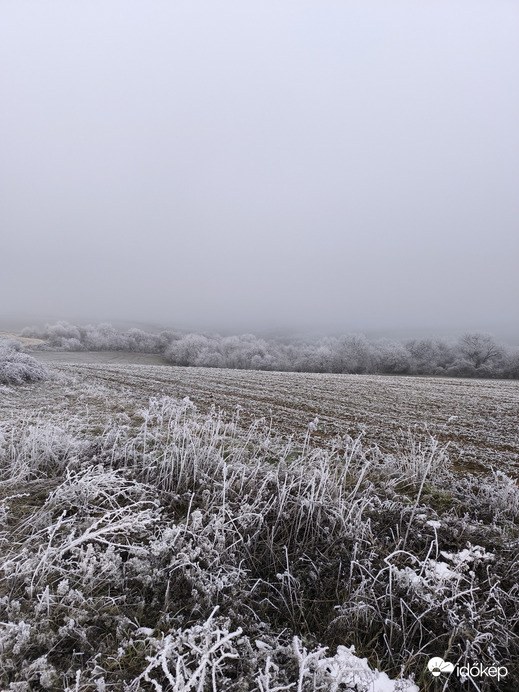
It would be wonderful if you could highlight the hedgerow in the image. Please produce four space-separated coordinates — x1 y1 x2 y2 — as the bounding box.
20 321 519 378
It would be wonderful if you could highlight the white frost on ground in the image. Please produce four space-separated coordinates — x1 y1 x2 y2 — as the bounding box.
317 644 419 691
440 544 495 567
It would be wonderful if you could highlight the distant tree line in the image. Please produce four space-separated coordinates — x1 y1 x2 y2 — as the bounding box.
20 321 519 379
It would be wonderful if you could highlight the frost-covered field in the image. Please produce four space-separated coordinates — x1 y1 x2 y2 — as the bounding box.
26 355 519 472
1 359 518 690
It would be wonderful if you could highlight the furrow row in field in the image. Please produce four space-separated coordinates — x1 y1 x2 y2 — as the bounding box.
1 357 517 473
22 361 516 474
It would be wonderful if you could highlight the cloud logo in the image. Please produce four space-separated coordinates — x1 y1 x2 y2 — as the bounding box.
428 657 455 677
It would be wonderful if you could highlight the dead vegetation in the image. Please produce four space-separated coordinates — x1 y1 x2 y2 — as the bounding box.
1 376 518 690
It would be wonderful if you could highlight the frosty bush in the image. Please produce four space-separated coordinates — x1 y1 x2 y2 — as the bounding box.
0 340 48 385
21 321 171 353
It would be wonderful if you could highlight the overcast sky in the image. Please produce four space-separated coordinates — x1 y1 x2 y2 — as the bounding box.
1 1 518 340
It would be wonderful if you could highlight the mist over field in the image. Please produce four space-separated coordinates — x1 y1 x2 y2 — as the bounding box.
1 1 518 340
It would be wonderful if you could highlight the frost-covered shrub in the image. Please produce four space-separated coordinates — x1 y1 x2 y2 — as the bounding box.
373 338 412 374
21 320 84 350
0 340 48 385
406 338 456 375
21 321 168 354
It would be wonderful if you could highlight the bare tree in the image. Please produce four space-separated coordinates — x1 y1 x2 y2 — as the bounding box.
458 333 503 370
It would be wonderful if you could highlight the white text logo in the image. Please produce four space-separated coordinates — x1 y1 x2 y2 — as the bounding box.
427 657 508 682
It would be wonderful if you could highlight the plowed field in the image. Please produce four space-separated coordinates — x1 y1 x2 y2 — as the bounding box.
5 354 518 474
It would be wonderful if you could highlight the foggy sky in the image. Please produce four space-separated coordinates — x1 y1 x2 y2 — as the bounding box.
1 1 518 340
